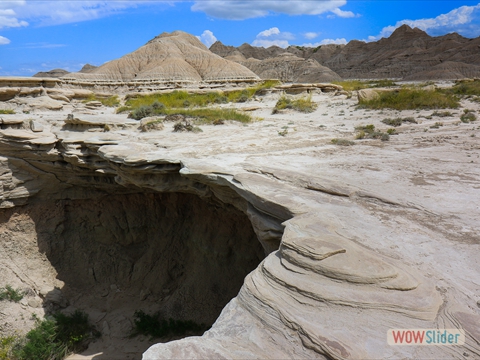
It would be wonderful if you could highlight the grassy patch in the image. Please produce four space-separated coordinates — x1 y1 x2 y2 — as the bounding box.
333 79 396 91
355 124 390 141
272 95 317 114
331 138 355 146
8 311 97 360
359 88 460 110
131 310 209 340
82 94 120 107
0 109 15 115
124 80 280 113
381 117 417 127
0 285 24 303
450 80 480 96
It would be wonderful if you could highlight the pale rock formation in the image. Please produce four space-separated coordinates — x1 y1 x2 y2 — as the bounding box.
63 31 259 84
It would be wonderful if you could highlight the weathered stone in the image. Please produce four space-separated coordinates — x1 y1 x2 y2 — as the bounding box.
358 88 380 102
139 117 164 132
30 120 44 132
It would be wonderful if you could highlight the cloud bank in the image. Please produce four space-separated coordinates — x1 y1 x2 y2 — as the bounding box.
197 30 217 48
369 3 480 41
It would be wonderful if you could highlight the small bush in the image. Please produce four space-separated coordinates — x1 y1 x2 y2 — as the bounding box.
331 138 355 146
332 79 396 91
460 112 477 123
0 336 17 360
355 124 375 134
131 311 209 339
387 128 397 135
450 81 480 96
0 109 15 115
355 130 366 139
0 285 24 303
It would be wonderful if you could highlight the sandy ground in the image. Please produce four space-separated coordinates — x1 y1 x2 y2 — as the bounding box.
1 84 479 359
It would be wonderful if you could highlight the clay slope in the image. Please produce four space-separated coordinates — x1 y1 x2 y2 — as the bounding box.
33 69 69 78
211 24 480 80
240 53 341 82
64 31 259 83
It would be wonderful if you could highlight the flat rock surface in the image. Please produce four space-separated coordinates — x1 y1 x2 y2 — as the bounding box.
1 85 479 359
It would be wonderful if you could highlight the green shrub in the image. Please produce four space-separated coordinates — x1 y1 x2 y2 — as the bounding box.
387 128 397 135
131 311 209 340
460 112 477 123
0 336 17 360
359 88 459 110
13 311 97 360
0 109 15 115
0 285 24 303
355 124 375 134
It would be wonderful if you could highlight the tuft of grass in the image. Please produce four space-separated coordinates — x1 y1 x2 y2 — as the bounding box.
0 336 18 360
331 138 355 146
461 112 477 123
10 311 97 360
387 128 397 135
359 88 460 110
431 111 453 117
0 285 24 303
354 124 390 141
273 95 317 114
131 311 209 340
381 117 417 127
430 122 444 129
0 109 15 115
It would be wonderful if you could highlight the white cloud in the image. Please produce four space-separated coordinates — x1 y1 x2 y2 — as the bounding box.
0 1 161 28
368 4 480 41
196 30 217 48
252 27 295 48
302 38 347 47
0 35 10 45
192 0 347 20
330 8 357 18
304 32 320 40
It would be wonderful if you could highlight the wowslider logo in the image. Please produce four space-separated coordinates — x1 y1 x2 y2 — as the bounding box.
388 329 465 346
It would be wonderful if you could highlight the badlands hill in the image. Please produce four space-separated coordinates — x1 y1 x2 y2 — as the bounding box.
211 24 480 80
63 31 259 84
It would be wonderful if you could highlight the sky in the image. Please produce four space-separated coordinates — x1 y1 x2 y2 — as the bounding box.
1 1 480 76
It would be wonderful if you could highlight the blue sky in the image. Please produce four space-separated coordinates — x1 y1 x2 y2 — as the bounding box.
1 1 480 76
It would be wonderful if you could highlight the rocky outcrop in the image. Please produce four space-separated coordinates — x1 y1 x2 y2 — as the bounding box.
63 31 259 85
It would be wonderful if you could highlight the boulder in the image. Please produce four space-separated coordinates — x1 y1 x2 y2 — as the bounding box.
0 87 20 101
358 89 380 102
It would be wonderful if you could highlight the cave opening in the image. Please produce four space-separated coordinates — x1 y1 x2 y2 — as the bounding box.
0 190 265 358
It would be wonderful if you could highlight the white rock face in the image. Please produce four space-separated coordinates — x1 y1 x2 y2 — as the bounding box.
0 87 479 360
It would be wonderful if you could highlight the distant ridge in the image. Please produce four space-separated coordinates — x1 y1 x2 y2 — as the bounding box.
211 25 480 80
